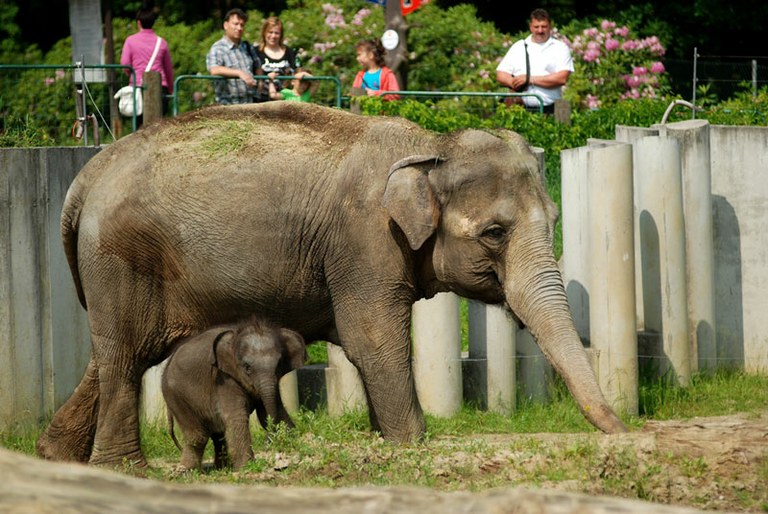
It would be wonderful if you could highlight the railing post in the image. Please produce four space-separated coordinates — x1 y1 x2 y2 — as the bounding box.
143 70 162 125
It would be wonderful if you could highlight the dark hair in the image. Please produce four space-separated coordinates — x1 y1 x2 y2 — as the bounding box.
355 39 386 67
530 8 551 23
224 8 247 23
136 8 158 29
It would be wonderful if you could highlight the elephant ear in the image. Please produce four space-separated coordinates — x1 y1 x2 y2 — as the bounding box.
209 330 237 376
278 328 307 371
382 155 443 251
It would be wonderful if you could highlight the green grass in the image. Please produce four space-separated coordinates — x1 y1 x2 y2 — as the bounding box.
2 369 767 510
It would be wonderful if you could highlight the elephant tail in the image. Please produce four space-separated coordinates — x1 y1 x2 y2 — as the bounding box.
61 159 102 310
167 408 182 452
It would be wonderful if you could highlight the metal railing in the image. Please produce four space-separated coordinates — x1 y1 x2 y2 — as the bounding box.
379 90 545 113
172 74 343 115
0 63 139 138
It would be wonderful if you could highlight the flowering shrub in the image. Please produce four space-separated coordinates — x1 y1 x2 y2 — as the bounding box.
561 19 670 109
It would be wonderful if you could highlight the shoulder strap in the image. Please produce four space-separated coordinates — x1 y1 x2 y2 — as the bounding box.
142 37 163 83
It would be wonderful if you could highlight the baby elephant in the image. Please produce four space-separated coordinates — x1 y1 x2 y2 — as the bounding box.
162 317 307 470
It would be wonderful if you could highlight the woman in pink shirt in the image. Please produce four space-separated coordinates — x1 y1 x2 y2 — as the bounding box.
119 8 174 120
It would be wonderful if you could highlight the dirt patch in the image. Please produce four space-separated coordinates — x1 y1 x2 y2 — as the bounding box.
430 412 768 512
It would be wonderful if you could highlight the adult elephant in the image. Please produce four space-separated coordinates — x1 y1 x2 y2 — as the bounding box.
37 102 626 467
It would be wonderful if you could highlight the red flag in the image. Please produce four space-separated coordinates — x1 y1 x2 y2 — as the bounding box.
401 0 421 16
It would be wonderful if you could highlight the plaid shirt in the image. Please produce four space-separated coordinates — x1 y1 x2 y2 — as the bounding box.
206 36 258 104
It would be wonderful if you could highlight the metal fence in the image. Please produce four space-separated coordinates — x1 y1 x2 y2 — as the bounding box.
665 51 768 104
0 63 139 144
172 74 344 115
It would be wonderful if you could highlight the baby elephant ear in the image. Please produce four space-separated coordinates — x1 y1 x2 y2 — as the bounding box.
209 330 236 369
279 328 307 371
382 155 443 251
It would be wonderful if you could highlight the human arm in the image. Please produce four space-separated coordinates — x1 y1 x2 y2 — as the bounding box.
528 69 571 89
119 38 134 81
267 80 283 100
496 70 530 92
161 43 174 93
209 65 257 87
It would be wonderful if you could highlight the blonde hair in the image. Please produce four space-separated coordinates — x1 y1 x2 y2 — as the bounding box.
259 16 284 51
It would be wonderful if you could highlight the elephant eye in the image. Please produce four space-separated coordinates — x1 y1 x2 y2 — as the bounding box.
243 362 253 374
481 225 506 241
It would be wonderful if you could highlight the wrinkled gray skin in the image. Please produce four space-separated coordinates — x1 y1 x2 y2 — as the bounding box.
37 102 626 467
162 318 306 470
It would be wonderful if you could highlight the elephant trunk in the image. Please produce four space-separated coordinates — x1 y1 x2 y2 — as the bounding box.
505 250 627 434
258 379 281 424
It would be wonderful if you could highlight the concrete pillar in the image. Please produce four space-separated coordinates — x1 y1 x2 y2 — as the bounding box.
279 370 300 416
516 328 552 404
140 360 168 425
325 343 367 416
467 301 515 413
412 292 462 417
560 145 592 342
635 136 691 386
657 120 717 373
587 142 638 415
615 126 660 332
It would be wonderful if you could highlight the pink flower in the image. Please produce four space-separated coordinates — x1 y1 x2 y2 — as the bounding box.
44 77 55 86
586 94 601 109
352 8 370 26
632 66 648 76
479 69 489 79
55 69 66 79
583 48 600 62
605 38 619 51
624 74 642 88
621 40 638 51
615 26 629 37
325 13 346 29
600 20 616 31
650 61 665 74
192 91 203 102
583 27 599 38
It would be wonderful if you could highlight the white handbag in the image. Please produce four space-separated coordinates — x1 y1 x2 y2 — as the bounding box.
115 36 162 117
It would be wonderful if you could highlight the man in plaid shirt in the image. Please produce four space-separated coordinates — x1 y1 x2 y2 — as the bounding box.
206 8 261 104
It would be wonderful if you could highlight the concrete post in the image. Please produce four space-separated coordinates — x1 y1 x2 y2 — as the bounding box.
467 301 516 413
279 370 300 416
615 126 661 332
587 142 638 415
140 360 167 425
412 292 462 417
634 136 690 386
325 343 367 416
560 145 592 343
516 328 552 403
657 120 716 373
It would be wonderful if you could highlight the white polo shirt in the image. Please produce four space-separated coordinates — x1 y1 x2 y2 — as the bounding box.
496 35 574 108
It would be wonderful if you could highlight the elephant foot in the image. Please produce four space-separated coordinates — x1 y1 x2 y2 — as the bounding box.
89 447 148 470
36 423 94 463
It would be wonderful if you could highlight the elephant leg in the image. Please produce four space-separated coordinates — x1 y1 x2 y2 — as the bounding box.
180 435 208 470
212 433 228 469
334 300 425 443
88 358 145 468
223 412 254 469
36 358 100 462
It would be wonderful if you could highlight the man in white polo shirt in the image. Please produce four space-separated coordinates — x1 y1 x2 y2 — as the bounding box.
496 8 574 113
